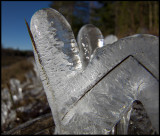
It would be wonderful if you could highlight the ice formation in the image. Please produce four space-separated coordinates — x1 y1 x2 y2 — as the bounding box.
29 8 159 134
104 34 118 45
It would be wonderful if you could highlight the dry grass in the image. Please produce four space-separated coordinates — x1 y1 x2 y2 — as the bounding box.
1 58 34 89
2 55 27 67
1 48 34 89
1 48 33 67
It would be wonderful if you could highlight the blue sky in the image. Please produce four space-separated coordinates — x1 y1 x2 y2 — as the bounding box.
2 1 52 51
1 1 101 51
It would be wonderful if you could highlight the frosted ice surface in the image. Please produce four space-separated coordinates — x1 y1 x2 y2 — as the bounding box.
61 56 159 134
30 8 159 134
30 8 82 72
104 34 118 45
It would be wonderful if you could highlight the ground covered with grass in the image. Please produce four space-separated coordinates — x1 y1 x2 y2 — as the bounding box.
1 48 34 89
1 48 51 133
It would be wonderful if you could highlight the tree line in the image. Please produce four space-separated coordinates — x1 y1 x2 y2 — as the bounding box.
50 1 159 38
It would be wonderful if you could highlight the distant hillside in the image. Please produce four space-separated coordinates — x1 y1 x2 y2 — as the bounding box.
1 47 34 89
1 48 34 67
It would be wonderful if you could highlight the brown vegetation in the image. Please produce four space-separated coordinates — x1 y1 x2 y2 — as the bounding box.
1 48 34 89
2 59 34 89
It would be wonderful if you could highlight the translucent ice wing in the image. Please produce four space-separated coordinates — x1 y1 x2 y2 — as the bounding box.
77 24 104 68
30 8 83 133
30 8 82 72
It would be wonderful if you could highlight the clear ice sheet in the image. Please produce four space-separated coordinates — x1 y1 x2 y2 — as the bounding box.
30 8 159 134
